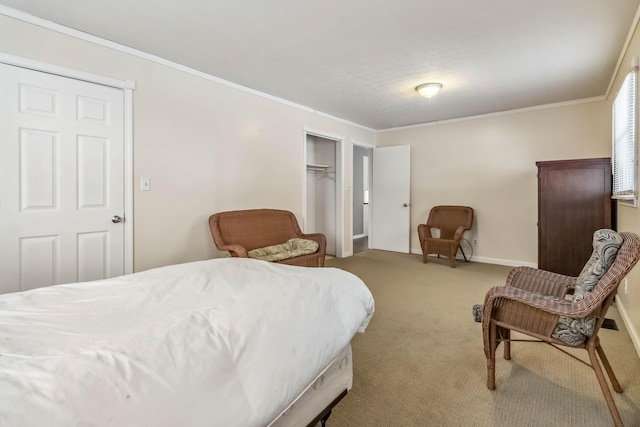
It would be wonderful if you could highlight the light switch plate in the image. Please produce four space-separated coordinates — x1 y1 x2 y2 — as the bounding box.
141 177 150 191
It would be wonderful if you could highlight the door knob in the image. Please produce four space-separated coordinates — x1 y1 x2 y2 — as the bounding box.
403 203 409 207
111 215 124 223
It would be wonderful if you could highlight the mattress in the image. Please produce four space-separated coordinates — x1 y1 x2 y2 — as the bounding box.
0 258 374 426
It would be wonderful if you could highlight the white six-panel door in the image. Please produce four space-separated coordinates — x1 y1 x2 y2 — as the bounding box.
0 63 125 293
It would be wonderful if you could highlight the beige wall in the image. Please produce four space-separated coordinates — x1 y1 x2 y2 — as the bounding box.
0 14 375 272
377 101 611 265
609 21 640 355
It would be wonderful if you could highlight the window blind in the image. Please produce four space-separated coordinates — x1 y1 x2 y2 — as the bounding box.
612 69 637 202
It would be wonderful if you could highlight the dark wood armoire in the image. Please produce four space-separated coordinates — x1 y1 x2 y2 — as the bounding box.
537 158 615 277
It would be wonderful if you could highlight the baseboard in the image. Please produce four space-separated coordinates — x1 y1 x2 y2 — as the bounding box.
470 255 538 268
409 248 537 268
616 298 640 359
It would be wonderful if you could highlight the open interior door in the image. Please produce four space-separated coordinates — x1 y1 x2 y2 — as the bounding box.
371 145 411 253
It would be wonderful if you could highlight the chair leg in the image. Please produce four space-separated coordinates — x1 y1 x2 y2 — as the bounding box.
503 329 511 360
587 343 624 427
596 342 623 393
487 357 496 390
487 322 497 390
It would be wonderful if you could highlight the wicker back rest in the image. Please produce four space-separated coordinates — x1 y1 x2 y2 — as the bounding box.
209 209 303 252
581 231 640 318
426 205 474 239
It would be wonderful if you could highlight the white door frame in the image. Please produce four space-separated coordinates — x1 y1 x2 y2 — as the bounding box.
302 127 345 258
352 141 374 250
0 52 135 274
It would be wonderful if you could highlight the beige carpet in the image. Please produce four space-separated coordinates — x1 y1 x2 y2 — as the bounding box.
324 250 640 426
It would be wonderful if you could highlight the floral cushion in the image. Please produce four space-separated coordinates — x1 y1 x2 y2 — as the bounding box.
552 315 598 346
551 229 623 345
573 229 623 301
248 238 319 262
472 304 483 323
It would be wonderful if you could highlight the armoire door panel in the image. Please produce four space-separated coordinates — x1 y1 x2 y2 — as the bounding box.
537 158 612 277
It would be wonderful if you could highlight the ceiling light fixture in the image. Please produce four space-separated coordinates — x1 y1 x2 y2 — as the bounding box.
416 82 443 99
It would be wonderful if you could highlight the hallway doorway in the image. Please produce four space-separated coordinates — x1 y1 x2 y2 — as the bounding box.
353 145 372 254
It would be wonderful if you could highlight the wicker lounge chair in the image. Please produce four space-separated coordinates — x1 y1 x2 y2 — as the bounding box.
480 230 640 427
209 209 326 267
417 205 474 268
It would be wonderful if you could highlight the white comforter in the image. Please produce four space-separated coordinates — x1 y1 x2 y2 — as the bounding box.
0 258 374 427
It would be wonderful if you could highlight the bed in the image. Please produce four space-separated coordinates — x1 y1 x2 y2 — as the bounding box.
0 258 374 426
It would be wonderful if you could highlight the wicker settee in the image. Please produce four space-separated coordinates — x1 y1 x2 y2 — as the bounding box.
208 209 326 267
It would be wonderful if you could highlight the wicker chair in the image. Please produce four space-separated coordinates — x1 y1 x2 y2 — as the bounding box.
208 209 326 267
481 231 640 427
417 205 474 268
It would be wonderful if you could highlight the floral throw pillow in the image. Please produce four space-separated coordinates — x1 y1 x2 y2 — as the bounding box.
573 229 623 301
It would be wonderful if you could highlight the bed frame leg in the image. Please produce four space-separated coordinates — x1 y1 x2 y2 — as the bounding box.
306 389 348 427
320 410 331 427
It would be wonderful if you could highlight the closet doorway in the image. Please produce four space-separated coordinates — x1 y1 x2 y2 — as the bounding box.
304 130 342 257
353 145 372 253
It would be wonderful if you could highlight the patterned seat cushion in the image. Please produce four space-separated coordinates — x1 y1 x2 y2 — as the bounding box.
248 238 319 262
472 304 482 323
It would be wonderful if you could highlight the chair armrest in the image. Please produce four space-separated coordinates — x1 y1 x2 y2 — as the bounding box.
481 285 589 351
484 286 572 315
505 266 576 298
417 224 432 240
454 226 465 242
300 233 327 254
483 285 597 325
216 244 249 258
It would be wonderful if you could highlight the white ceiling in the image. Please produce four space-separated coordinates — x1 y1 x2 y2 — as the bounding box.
2 0 640 130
